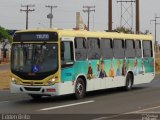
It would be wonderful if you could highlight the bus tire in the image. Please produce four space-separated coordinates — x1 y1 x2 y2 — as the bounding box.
29 94 42 100
74 78 86 99
124 73 133 91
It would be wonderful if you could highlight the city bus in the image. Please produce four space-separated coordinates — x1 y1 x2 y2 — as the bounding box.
10 29 155 99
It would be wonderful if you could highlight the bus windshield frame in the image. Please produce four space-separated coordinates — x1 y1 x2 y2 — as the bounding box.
11 31 59 80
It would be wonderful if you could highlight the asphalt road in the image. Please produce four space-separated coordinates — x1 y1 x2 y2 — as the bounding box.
0 75 160 120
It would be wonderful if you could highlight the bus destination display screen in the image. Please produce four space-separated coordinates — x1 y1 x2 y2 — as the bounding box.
13 32 58 42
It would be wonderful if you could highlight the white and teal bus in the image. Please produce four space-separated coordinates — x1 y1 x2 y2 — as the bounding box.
10 29 155 99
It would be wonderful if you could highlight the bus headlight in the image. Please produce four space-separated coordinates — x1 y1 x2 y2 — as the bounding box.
11 77 17 84
48 78 56 86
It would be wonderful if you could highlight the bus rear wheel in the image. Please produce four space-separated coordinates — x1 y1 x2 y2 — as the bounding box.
74 78 86 99
124 73 133 91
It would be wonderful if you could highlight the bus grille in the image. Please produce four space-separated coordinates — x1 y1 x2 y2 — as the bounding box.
22 82 43 86
24 87 41 91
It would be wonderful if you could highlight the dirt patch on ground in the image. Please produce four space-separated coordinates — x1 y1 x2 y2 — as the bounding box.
155 53 160 74
156 58 160 74
0 71 10 90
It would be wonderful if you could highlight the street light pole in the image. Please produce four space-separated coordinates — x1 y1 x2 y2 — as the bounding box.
151 14 160 45
46 5 57 29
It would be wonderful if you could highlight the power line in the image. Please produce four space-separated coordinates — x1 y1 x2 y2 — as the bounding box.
45 5 57 29
83 5 95 31
20 4 35 29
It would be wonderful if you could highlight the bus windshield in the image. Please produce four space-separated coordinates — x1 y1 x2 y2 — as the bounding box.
11 43 58 80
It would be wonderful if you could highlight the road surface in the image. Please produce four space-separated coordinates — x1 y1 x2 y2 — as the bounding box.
0 75 160 120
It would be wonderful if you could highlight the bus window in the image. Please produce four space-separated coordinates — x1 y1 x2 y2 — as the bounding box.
13 47 18 69
135 40 142 58
125 39 135 58
74 38 87 60
100 38 113 59
61 41 74 67
12 45 24 70
19 47 24 66
87 38 101 60
143 41 153 57
113 39 125 59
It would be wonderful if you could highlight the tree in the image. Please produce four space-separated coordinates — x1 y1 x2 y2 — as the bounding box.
114 27 134 34
0 26 12 61
114 27 151 35
144 30 150 34
0 26 12 43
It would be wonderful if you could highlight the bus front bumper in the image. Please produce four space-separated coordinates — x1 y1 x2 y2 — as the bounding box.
10 83 59 96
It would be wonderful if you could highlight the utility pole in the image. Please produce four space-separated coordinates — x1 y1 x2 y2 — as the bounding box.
83 5 95 31
46 5 57 29
151 14 160 45
136 0 139 34
20 5 35 29
108 0 112 31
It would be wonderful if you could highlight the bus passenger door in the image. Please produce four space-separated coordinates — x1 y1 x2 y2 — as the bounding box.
61 38 75 82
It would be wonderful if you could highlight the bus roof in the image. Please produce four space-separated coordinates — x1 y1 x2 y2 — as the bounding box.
15 29 153 41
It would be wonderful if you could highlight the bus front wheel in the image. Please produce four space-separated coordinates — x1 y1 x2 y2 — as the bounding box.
74 78 86 99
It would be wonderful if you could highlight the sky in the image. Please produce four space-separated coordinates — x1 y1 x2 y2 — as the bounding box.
0 0 160 43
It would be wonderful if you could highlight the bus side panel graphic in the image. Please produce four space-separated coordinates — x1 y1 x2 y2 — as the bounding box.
61 58 154 82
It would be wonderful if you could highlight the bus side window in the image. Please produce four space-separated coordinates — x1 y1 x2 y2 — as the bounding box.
113 39 125 59
125 39 135 58
74 37 87 60
87 38 101 60
135 40 142 58
143 41 153 57
61 41 74 66
100 38 113 59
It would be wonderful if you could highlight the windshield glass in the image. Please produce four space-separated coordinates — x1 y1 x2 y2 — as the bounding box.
11 43 58 79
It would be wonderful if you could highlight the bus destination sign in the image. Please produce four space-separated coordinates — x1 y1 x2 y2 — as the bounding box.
13 32 58 42
36 34 49 40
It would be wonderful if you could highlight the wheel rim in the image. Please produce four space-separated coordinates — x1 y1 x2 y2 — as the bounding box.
127 78 132 88
76 82 83 96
